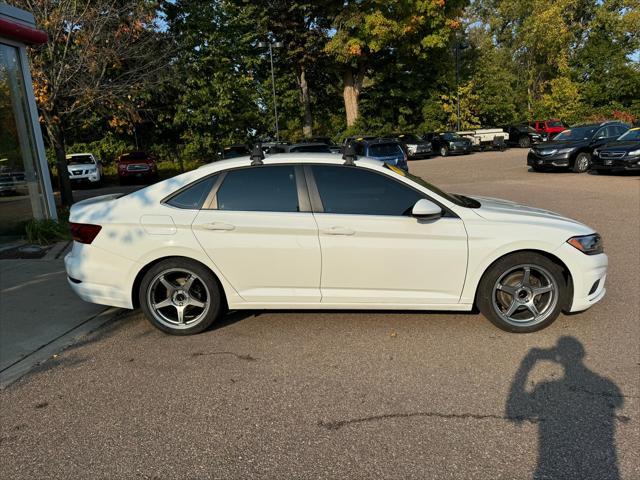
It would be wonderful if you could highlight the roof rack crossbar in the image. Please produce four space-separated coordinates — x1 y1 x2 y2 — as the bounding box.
250 144 265 165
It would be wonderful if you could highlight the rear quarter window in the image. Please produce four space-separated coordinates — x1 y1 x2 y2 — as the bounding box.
166 175 218 209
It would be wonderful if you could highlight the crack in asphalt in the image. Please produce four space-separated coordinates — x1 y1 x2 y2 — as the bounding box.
190 351 258 362
318 411 542 431
318 411 633 431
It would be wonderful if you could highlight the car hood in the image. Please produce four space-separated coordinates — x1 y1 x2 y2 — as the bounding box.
470 195 592 233
599 140 640 151
535 139 586 149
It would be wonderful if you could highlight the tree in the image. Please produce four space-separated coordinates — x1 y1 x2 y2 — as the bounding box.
17 0 170 206
326 0 466 127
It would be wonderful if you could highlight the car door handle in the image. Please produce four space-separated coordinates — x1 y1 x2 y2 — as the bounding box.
201 222 235 231
322 226 355 236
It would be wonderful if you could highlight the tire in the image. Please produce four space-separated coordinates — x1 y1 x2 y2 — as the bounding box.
519 137 531 148
476 252 567 333
530 165 544 172
139 258 224 335
572 152 591 173
440 146 449 157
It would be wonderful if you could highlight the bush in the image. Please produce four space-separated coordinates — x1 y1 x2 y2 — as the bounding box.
24 218 71 245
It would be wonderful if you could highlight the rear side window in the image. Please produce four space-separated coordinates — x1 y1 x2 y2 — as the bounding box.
166 175 217 209
311 165 422 216
368 143 403 157
217 166 299 212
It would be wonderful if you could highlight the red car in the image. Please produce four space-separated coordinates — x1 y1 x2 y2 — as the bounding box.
116 152 158 184
529 119 569 139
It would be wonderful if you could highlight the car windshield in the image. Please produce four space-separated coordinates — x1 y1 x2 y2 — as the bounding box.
383 164 479 208
67 155 94 165
368 143 403 157
617 128 640 141
554 126 597 141
395 133 422 143
547 120 565 127
443 133 463 140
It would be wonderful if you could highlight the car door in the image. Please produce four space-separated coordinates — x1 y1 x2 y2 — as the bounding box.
591 127 617 150
307 165 468 305
191 164 321 304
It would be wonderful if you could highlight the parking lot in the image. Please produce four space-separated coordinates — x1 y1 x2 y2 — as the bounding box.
1 148 638 479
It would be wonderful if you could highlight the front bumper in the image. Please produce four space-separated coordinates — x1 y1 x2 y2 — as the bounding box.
554 243 608 313
449 144 472 155
527 151 572 168
591 156 640 171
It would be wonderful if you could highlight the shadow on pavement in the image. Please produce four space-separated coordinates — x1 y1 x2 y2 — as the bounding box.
506 336 624 480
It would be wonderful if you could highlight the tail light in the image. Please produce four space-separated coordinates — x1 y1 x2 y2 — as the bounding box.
70 223 102 244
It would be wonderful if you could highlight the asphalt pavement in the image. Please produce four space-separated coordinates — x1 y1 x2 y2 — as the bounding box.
1 149 638 479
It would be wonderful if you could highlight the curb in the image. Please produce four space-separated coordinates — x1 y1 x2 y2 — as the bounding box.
0 307 124 389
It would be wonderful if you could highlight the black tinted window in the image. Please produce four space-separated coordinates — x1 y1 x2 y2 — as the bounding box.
368 143 403 157
167 175 217 209
217 166 299 212
312 165 422 216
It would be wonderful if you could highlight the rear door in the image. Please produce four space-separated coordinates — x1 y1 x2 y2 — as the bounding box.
307 165 468 305
192 164 321 303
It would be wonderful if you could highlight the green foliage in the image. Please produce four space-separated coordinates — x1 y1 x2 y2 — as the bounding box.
24 218 71 245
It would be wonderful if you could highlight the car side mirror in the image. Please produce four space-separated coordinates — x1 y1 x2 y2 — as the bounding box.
411 199 442 220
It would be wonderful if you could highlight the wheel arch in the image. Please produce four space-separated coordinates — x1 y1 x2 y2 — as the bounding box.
131 255 229 309
471 249 574 312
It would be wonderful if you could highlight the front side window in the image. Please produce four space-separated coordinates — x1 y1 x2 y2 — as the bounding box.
167 175 218 209
311 165 422 216
217 165 299 212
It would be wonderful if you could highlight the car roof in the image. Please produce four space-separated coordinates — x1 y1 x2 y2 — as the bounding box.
66 153 93 157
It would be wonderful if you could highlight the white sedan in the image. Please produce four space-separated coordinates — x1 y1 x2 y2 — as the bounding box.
65 153 607 335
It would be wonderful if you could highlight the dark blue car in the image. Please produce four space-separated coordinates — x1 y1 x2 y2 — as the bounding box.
354 138 409 171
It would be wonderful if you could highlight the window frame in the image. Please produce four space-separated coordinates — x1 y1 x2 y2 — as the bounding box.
303 164 457 218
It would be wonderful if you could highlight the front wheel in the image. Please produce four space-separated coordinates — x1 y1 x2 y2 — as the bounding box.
573 153 591 173
139 258 223 335
440 146 449 157
519 137 531 148
476 252 567 333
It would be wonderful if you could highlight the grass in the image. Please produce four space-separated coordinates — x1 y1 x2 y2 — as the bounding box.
24 210 71 245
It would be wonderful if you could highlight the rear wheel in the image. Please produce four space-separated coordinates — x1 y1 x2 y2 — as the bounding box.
573 153 591 173
519 137 531 148
139 258 223 335
476 252 566 333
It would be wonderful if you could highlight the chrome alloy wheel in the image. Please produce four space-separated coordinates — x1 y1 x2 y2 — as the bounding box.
147 268 210 329
492 264 558 327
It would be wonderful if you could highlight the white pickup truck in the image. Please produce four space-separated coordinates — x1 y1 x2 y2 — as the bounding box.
457 128 509 150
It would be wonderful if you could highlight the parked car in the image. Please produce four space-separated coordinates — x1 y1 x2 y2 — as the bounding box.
530 119 569 139
66 153 103 186
425 132 473 156
65 153 608 335
387 133 433 159
354 138 408 171
591 127 640 174
507 125 547 148
286 143 332 153
0 166 27 196
261 142 289 155
299 136 341 153
221 144 250 159
342 135 376 149
116 151 158 184
527 121 630 173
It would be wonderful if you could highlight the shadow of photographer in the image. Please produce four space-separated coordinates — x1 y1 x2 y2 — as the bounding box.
506 336 624 480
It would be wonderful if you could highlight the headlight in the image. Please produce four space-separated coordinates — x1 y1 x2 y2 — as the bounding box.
567 234 603 255
557 147 576 155
627 149 640 157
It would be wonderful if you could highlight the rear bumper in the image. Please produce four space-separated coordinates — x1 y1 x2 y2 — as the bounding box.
64 243 136 309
